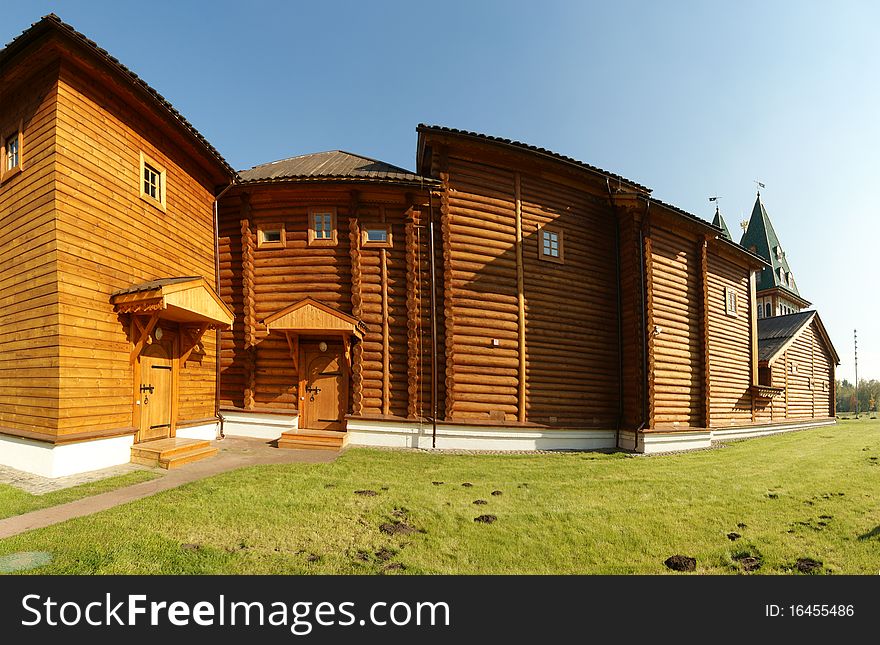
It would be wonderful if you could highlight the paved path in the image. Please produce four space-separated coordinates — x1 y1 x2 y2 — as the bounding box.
0 437 336 540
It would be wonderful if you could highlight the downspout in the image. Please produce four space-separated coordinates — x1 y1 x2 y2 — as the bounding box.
428 188 438 449
607 179 624 448
213 181 236 439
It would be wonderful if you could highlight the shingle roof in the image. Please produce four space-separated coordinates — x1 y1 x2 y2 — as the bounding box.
0 14 235 179
739 194 804 299
757 311 815 362
111 276 203 297
239 150 437 186
416 124 651 193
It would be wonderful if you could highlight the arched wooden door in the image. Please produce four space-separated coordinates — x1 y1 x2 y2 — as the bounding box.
138 332 175 442
300 341 347 431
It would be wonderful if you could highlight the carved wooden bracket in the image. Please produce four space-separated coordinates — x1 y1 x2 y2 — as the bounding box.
130 313 160 362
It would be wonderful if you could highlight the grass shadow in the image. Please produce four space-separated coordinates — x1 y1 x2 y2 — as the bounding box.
858 526 880 541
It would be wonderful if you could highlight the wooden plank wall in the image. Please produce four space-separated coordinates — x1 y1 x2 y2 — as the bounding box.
0 64 61 435
520 175 619 426
706 250 753 426
648 226 702 427
52 61 218 434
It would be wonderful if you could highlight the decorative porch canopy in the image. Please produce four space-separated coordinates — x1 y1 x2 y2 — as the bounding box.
263 298 367 339
110 276 233 328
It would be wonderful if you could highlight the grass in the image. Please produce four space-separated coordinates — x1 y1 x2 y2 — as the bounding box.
0 470 158 521
0 419 878 574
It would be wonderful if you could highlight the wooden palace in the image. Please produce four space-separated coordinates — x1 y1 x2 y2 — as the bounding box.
0 16 838 476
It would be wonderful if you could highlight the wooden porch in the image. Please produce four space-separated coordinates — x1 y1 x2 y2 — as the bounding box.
277 429 348 451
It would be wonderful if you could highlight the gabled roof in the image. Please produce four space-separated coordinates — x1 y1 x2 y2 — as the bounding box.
758 310 839 365
739 194 804 300
0 14 235 181
239 150 437 187
262 297 367 338
416 124 651 193
712 207 732 241
110 276 233 328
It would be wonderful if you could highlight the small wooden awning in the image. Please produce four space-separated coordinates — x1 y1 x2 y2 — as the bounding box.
110 276 233 328
263 298 367 339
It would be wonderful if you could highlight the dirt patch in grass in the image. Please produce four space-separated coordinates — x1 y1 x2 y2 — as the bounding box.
727 532 741 541
380 522 419 536
491 490 503 496
473 499 487 505
383 563 406 573
375 548 396 562
181 543 201 552
474 514 496 524
733 552 762 572
354 490 378 497
795 558 823 574
461 482 473 488
664 555 696 572
432 481 444 486
737 522 747 529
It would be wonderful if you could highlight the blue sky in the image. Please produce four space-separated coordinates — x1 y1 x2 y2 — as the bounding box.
7 1 878 381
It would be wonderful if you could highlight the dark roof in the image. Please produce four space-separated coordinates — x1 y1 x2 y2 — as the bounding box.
239 150 437 186
111 276 203 297
417 124 651 193
757 311 815 362
739 194 804 300
0 14 235 180
712 208 732 241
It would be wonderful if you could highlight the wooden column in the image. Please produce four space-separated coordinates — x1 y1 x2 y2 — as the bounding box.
405 202 421 419
240 192 256 410
380 206 390 416
348 196 364 416
699 238 711 428
514 173 527 423
439 146 456 420
749 269 758 386
643 222 655 428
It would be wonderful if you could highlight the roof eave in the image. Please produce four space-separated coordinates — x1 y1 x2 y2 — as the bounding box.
235 176 441 189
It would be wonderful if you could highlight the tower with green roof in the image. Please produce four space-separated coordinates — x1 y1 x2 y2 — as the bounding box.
712 205 732 241
739 193 810 319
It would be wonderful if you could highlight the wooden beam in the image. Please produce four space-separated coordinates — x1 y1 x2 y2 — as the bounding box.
514 172 526 423
439 146 456 420
699 238 711 428
130 313 160 363
750 268 758 385
180 324 209 364
380 207 390 416
644 227 655 429
285 332 299 373
349 214 364 416
241 193 256 410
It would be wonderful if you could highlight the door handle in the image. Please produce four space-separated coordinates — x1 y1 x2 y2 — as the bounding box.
140 384 155 394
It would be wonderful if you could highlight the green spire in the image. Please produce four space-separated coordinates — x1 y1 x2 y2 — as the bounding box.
739 194 800 296
712 206 732 240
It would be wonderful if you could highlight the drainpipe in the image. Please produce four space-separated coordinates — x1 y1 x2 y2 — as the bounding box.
428 188 438 449
607 179 624 449
213 181 236 439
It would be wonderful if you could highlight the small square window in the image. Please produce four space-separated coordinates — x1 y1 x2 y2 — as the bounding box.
1 127 23 181
139 151 166 210
538 225 564 264
361 223 393 249
308 207 337 246
724 286 738 317
257 223 286 249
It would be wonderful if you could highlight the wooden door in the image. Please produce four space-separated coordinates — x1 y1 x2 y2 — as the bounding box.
139 336 174 442
301 342 347 431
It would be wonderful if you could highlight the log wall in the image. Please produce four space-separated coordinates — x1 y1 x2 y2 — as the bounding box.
706 249 754 426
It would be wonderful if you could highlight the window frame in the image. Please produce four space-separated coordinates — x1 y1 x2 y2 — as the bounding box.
257 222 286 249
1 124 23 183
139 151 167 211
360 222 393 249
537 224 564 264
724 286 738 317
307 207 338 247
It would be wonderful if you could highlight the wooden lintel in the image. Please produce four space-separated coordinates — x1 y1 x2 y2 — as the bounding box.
130 313 160 362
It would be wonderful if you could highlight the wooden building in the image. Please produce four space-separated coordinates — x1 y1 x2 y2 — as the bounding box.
0 16 234 476
0 15 839 476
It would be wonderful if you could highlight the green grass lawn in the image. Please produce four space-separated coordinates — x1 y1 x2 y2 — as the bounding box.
0 470 158 521
1 419 877 574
